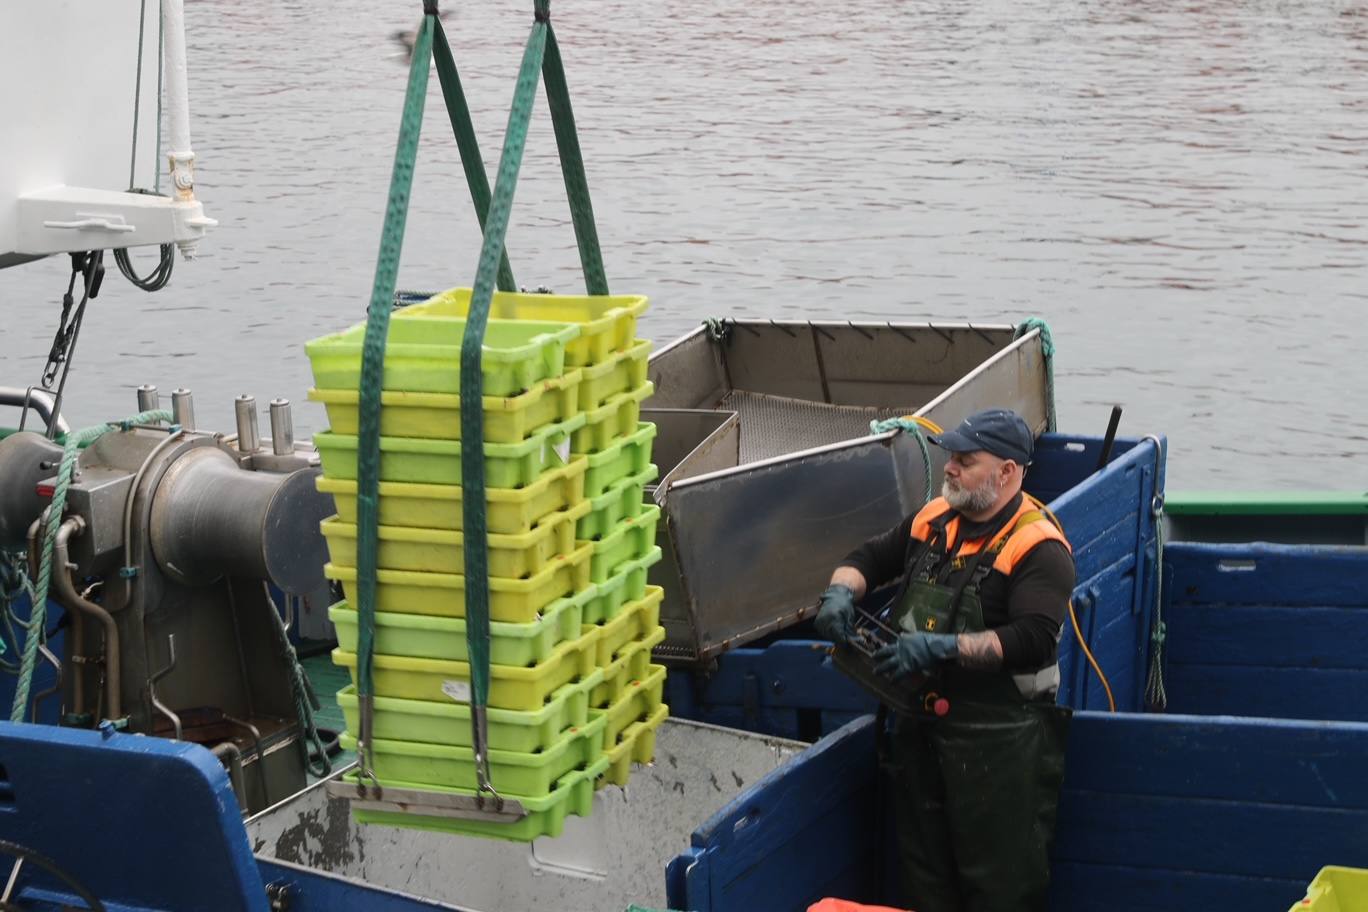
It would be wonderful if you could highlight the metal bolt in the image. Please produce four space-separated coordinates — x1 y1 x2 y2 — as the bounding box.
136 384 159 412
234 395 260 454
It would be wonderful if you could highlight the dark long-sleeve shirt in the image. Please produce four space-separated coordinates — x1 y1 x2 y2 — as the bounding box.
838 493 1075 671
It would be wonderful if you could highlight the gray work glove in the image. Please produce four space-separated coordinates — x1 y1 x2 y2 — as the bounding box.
814 584 857 645
873 632 959 679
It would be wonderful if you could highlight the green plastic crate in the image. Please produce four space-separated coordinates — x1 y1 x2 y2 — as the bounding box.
577 464 659 540
323 541 594 623
329 588 591 666
571 381 654 454
582 546 663 625
600 663 667 749
579 340 652 409
317 457 587 535
307 368 581 444
413 288 648 368
335 673 600 753
589 504 661 584
305 316 579 397
347 754 611 842
597 702 668 788
591 586 664 666
579 422 657 498
1289 866 1368 911
338 711 605 795
314 413 584 488
591 625 665 708
320 500 588 578
332 624 600 711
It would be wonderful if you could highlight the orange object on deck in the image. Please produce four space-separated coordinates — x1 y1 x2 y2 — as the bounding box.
807 899 910 912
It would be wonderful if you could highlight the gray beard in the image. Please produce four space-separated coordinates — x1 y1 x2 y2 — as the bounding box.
943 475 999 514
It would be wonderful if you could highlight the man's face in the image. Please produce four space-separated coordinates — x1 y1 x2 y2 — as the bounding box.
942 450 1007 514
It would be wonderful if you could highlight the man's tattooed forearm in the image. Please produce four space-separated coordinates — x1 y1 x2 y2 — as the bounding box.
955 631 1004 669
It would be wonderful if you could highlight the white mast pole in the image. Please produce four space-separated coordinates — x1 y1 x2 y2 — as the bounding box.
160 0 201 257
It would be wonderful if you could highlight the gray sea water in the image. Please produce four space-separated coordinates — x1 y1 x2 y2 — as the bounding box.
4 0 1367 490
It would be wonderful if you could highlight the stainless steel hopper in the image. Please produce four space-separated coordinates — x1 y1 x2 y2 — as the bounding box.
645 321 1051 663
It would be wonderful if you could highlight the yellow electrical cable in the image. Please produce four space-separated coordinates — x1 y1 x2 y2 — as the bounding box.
1068 599 1116 712
1026 492 1117 712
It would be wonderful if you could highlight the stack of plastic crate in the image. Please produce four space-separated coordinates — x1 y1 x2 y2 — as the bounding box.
413 288 669 791
300 287 664 840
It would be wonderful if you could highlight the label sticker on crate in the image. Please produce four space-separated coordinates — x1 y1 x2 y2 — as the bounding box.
441 680 471 703
544 433 571 468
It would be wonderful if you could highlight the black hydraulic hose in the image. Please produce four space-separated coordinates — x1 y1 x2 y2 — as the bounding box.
114 243 174 292
0 839 106 911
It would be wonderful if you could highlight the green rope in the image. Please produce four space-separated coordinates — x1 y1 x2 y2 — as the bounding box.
263 588 331 778
9 409 171 723
1014 317 1057 432
870 417 935 507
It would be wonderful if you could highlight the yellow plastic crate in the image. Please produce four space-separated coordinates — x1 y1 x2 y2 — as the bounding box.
324 541 594 623
582 546 663 625
338 711 605 795
591 626 665 708
589 504 661 584
579 340 652 408
332 625 600 711
414 287 648 368
335 673 601 753
317 457 587 535
320 500 588 578
597 702 669 788
1289 867 1368 911
313 413 584 488
601 663 667 749
579 422 657 498
329 588 590 666
306 316 578 397
576 464 658 540
590 586 664 666
347 754 610 842
571 381 654 454
307 369 581 444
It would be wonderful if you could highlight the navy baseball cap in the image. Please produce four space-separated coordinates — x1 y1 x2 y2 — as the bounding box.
928 408 1034 464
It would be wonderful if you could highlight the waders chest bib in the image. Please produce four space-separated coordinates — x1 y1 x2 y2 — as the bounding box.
885 501 1072 912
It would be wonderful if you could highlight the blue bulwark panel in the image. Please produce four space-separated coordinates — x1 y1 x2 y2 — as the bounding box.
664 641 877 740
667 715 881 912
0 722 267 910
672 711 1368 912
1051 712 1368 910
1163 542 1368 721
1048 434 1164 714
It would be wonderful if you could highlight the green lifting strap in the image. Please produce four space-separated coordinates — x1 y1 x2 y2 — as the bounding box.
432 24 518 293
355 0 609 798
354 12 434 781
460 0 609 801
541 10 608 295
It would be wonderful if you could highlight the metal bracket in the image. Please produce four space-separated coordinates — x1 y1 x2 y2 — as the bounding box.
325 779 528 822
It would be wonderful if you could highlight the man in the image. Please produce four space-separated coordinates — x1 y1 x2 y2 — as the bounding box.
815 408 1075 912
